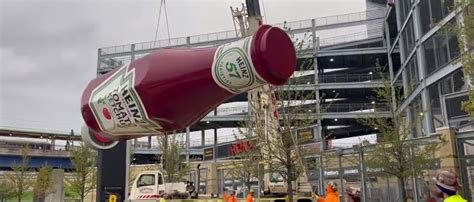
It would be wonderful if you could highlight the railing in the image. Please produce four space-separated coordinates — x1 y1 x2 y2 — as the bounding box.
319 27 384 47
289 76 315 85
130 133 244 149
189 30 238 44
319 73 386 83
202 102 391 117
135 37 188 51
0 146 71 157
321 103 391 113
99 31 239 56
273 9 385 30
99 8 385 56
205 106 249 117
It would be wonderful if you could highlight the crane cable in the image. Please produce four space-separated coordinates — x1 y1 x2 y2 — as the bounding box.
260 0 268 23
163 0 171 42
153 0 164 42
154 0 171 43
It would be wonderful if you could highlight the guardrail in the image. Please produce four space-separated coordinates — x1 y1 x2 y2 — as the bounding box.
319 73 385 83
319 27 384 47
0 147 71 157
205 106 249 117
99 9 385 56
131 133 242 149
321 103 391 113
203 102 391 117
289 76 315 85
273 9 384 30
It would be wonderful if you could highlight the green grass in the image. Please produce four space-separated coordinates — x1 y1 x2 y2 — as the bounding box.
2 191 79 201
2 191 33 201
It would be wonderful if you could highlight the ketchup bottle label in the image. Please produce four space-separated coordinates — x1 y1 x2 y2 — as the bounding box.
211 36 265 94
89 64 162 134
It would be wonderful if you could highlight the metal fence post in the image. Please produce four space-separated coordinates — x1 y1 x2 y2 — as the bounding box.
338 151 345 202
359 147 367 202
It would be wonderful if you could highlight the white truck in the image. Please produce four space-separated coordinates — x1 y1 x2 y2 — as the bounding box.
263 171 313 196
129 170 196 200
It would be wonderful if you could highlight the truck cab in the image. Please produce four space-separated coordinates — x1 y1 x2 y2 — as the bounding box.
129 170 191 200
267 172 287 194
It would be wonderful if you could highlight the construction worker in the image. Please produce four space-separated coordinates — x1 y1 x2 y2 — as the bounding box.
227 191 238 202
345 187 360 202
223 188 229 202
313 181 340 202
159 193 167 202
432 170 467 202
246 189 255 202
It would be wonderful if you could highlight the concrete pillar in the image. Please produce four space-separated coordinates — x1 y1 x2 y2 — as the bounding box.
214 129 218 145
201 130 206 147
214 129 218 163
147 136 152 149
186 127 190 162
208 164 218 197
50 138 55 151
435 127 459 173
45 169 64 202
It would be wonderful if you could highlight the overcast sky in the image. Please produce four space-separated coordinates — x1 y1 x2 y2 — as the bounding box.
0 0 368 139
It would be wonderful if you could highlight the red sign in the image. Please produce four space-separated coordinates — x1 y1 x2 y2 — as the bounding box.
230 140 254 156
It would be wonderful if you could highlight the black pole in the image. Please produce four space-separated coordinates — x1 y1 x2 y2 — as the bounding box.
96 141 127 202
245 0 261 18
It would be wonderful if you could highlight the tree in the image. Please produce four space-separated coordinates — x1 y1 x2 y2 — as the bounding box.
456 0 474 114
358 66 444 201
157 133 190 183
33 165 54 202
228 136 261 193
247 30 315 202
5 146 32 202
66 143 97 202
0 178 14 201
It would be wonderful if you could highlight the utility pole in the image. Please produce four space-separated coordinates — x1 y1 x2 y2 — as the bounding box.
231 0 271 199
359 146 367 202
245 0 262 34
245 1 264 199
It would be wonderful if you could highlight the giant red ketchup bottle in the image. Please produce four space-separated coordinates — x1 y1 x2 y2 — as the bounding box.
81 25 296 149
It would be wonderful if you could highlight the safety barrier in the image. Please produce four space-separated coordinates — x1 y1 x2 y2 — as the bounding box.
130 197 313 202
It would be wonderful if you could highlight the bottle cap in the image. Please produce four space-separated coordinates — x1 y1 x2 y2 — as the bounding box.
251 25 296 85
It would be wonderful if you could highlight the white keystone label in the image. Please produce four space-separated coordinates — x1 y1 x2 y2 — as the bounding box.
211 36 265 94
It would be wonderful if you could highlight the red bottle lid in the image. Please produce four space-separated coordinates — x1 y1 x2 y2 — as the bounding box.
251 25 296 85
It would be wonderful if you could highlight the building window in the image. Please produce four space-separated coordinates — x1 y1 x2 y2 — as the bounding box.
409 96 424 137
440 74 454 95
448 30 461 60
441 69 465 94
427 70 465 131
398 0 414 26
387 10 398 46
401 17 416 59
419 0 454 35
422 20 460 75
405 54 419 94
391 52 401 74
394 74 404 107
429 83 444 129
453 70 465 92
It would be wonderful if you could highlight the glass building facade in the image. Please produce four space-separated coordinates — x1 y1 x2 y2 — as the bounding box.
386 0 464 137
